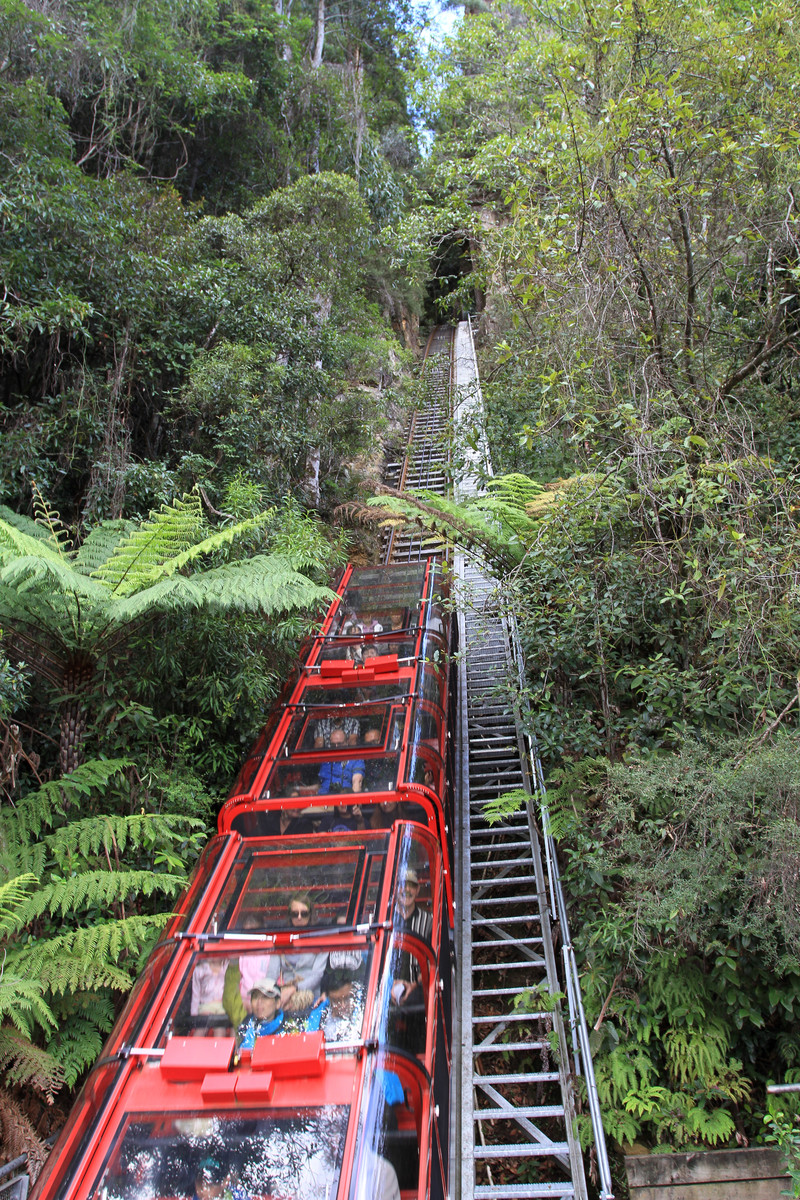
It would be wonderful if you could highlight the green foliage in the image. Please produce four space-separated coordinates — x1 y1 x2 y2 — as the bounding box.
0 494 334 771
0 760 205 1103
552 735 800 1148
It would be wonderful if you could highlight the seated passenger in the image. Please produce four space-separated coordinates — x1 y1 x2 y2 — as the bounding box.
392 868 432 1005
369 798 403 828
261 806 315 835
305 980 365 1043
190 957 230 1021
317 727 365 794
236 979 284 1048
192 1157 229 1200
314 714 359 748
330 802 366 831
281 892 328 1008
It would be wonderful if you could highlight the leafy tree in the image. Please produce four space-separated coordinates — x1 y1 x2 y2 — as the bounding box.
0 492 334 772
546 735 800 1148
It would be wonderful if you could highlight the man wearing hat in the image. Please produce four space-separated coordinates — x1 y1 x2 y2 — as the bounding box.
236 978 284 1048
392 867 432 1006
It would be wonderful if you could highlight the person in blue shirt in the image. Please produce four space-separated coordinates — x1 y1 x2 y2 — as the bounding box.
236 979 284 1048
317 726 365 794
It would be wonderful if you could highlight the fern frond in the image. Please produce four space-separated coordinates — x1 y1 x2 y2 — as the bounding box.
44 812 202 866
0 873 38 935
0 760 131 849
486 473 546 510
30 483 73 553
72 520 134 575
0 1088 50 1176
108 555 335 622
11 913 172 993
0 1027 64 1099
46 1013 111 1088
0 973 55 1034
0 517 66 566
0 554 109 605
484 788 529 826
100 511 277 597
91 493 206 596
17 869 186 923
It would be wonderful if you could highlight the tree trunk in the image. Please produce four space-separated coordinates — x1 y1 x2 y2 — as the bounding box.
311 0 325 68
58 657 95 775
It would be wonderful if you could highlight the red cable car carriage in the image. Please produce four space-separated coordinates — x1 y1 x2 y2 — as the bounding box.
33 564 454 1200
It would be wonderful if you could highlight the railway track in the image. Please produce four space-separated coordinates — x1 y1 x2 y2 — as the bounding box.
385 322 613 1199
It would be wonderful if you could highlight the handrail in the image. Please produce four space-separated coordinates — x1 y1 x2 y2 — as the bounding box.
507 608 615 1200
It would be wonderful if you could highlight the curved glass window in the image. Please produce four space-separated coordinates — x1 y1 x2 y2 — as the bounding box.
281 703 406 755
349 1056 427 1200
374 933 433 1059
209 836 389 933
157 836 229 944
91 1108 350 1200
228 711 283 797
405 744 443 797
160 943 372 1045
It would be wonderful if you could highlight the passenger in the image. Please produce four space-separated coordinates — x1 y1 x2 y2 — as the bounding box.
317 727 365 794
331 801 366 830
236 979 284 1048
305 980 365 1043
387 608 405 632
223 916 286 1026
362 727 397 795
353 1148 402 1200
262 806 315 835
281 892 328 1009
369 798 403 828
191 1157 228 1200
190 956 230 1022
392 867 432 1004
314 713 359 748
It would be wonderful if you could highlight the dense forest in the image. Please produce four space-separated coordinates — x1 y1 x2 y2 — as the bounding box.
1 0 800 1190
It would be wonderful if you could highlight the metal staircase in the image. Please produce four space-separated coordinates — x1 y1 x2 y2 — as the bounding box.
383 321 613 1200
456 562 586 1200
383 326 452 564
451 318 613 1200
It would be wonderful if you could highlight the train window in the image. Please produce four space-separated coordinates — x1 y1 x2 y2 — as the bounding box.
263 754 401 801
210 840 388 931
375 933 433 1058
404 746 443 797
162 944 373 1041
91 1107 350 1200
157 837 228 945
419 662 446 713
228 711 282 797
349 1056 426 1200
283 704 405 755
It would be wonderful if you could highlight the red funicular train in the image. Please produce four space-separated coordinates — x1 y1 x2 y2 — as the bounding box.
33 561 455 1200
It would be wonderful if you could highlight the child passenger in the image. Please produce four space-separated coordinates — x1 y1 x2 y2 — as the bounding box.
236 979 284 1048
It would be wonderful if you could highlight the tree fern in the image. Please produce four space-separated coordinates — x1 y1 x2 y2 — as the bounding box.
0 762 204 1113
0 760 132 851
0 875 37 934
15 870 186 924
91 493 205 594
12 913 172 994
72 520 134 575
45 1013 111 1089
45 812 203 866
0 1029 63 1100
0 494 332 770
